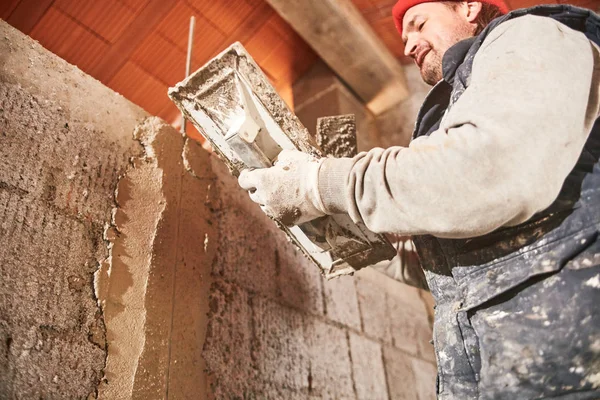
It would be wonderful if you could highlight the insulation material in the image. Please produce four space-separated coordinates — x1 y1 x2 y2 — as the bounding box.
169 42 395 278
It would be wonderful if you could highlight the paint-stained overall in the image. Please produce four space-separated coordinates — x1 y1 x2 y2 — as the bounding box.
412 5 600 399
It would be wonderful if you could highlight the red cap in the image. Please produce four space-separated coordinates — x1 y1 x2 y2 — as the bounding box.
392 0 510 36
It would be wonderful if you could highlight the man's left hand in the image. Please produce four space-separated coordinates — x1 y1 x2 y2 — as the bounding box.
238 149 328 226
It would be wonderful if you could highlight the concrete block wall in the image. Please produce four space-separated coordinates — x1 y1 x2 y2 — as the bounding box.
0 21 147 399
203 153 437 399
0 21 437 400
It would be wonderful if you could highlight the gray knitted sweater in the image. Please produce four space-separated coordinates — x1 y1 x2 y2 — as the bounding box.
318 15 600 239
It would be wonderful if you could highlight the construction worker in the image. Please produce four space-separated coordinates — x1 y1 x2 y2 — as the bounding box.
239 1 600 398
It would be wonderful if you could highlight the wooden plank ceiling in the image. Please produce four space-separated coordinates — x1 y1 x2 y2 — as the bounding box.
2 0 599 140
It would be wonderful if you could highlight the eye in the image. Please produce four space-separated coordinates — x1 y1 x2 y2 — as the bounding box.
418 21 426 31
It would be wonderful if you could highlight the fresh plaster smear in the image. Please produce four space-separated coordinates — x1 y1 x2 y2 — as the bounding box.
95 119 214 399
95 137 166 400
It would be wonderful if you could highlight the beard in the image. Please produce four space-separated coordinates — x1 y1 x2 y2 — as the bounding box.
418 21 475 86
420 49 443 86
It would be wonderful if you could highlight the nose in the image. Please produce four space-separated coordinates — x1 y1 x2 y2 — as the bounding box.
404 35 417 58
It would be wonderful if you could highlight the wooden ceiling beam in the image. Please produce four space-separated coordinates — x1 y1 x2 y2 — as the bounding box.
264 0 409 115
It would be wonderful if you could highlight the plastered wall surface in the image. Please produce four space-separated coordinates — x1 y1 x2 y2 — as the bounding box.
0 20 437 400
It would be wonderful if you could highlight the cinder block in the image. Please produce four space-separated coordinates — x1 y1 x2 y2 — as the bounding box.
275 234 324 315
355 277 392 344
254 384 309 400
387 299 421 357
209 156 280 297
349 333 389 400
252 296 309 390
0 195 104 399
383 346 419 400
0 83 133 224
316 114 358 158
0 83 63 200
292 61 339 111
211 381 308 400
304 317 355 399
386 287 434 360
323 275 361 330
212 207 279 296
9 327 105 399
411 358 437 400
203 280 256 396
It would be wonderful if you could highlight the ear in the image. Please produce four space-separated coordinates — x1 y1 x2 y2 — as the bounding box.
464 2 483 23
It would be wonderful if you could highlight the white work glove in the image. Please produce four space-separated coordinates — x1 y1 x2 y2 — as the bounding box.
238 149 328 226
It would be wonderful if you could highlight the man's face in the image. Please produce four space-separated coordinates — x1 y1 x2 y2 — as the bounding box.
402 2 475 85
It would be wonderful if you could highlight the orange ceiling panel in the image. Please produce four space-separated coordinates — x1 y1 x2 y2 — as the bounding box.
158 102 182 126
352 0 378 11
261 45 300 87
186 0 261 36
0 0 20 20
243 15 289 69
29 7 110 74
117 0 150 14
267 11 303 45
506 0 557 8
244 12 318 88
7 0 600 145
556 0 598 8
8 0 600 127
108 61 173 118
369 15 406 59
155 0 228 68
131 31 188 86
53 0 138 44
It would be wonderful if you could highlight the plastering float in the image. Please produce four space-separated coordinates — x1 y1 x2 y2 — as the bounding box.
168 42 395 279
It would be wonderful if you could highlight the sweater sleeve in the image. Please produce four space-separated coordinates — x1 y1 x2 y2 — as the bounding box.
318 15 600 238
